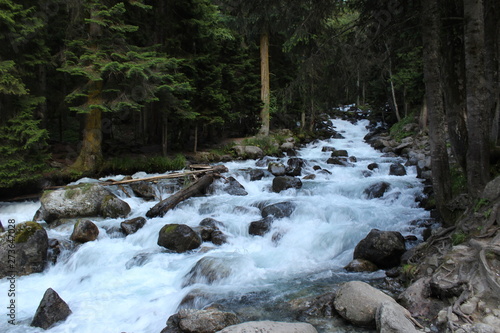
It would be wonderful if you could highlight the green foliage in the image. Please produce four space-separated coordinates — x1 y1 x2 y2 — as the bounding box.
0 97 50 188
474 198 490 213
389 113 417 142
451 231 467 246
401 263 418 280
103 154 186 175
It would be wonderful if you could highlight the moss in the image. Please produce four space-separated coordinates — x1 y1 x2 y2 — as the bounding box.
389 113 417 142
64 188 79 199
161 224 179 234
14 221 43 244
451 231 467 246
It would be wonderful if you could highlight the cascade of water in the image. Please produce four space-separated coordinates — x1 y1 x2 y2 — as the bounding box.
0 119 430 333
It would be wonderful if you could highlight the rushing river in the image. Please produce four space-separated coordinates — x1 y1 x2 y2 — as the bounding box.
0 118 430 333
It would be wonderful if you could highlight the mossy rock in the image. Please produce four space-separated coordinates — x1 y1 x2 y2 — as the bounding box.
158 224 202 253
15 222 44 244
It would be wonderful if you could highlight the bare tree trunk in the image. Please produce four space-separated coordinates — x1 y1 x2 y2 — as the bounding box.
422 0 453 223
464 0 490 196
259 30 270 136
70 82 103 173
386 43 401 122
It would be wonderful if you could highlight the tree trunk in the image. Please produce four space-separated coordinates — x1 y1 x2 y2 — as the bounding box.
162 113 168 157
442 0 468 172
464 0 490 196
421 0 453 223
259 30 271 136
386 43 401 122
70 81 103 173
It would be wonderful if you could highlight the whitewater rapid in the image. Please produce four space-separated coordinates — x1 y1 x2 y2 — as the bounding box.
0 118 430 333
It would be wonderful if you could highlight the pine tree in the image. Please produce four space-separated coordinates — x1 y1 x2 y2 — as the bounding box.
59 0 191 173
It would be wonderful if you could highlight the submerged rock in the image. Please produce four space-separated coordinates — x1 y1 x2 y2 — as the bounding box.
31 288 72 329
249 217 273 236
0 221 48 278
120 217 146 235
182 256 233 287
363 182 390 199
389 163 407 176
268 162 287 176
344 258 379 272
157 224 202 253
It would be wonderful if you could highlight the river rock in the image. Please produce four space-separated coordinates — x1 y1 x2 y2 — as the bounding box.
389 163 407 176
331 149 348 157
218 321 318 333
35 184 130 224
233 145 264 159
182 256 233 287
249 217 273 236
158 224 202 253
398 277 445 320
326 157 350 166
31 288 72 329
129 181 156 200
286 158 306 176
268 162 286 176
248 169 265 181
70 220 99 243
162 308 239 333
100 195 131 218
120 217 146 235
353 229 406 269
272 176 302 193
481 175 500 201
363 182 390 199
261 201 296 219
367 163 379 170
255 156 276 167
0 221 48 278
222 177 248 196
333 281 403 327
376 301 418 333
344 259 379 272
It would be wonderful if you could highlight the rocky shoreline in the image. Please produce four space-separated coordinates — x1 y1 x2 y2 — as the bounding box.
1 115 499 332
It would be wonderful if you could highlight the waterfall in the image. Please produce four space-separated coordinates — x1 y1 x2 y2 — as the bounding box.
0 118 430 333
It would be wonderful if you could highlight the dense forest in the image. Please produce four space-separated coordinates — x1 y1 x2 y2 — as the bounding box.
1 0 499 217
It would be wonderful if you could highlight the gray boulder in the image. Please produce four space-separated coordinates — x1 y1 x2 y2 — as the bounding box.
129 181 156 200
331 149 348 157
389 163 407 176
158 224 202 253
120 217 147 235
268 162 287 176
334 281 404 327
398 277 445 320
248 169 265 181
70 220 99 243
233 145 264 159
162 308 239 333
218 321 318 333
35 184 130 224
353 229 406 269
482 176 500 201
220 177 248 196
376 301 418 333
272 176 302 193
31 288 72 329
364 182 390 199
0 221 48 278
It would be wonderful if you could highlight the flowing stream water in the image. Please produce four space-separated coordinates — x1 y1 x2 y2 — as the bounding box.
0 118 431 333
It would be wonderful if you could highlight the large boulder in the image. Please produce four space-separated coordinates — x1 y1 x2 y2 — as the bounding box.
272 176 302 193
161 309 239 333
249 217 273 236
363 182 390 199
261 202 296 219
482 176 500 201
31 288 72 329
333 281 406 328
218 321 318 333
268 162 287 176
158 224 202 253
35 184 130 224
0 221 48 278
233 145 264 159
129 181 156 200
120 217 147 235
70 220 99 243
376 301 419 333
398 277 445 320
353 229 406 269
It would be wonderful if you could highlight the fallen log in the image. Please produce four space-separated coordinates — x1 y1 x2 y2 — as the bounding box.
146 173 219 218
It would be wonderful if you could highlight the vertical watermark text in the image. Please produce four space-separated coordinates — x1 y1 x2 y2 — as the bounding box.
5 219 16 325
